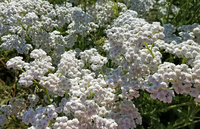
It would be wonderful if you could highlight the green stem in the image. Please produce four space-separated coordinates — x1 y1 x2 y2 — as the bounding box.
0 94 25 106
120 54 126 60
151 41 154 50
84 59 90 69
144 42 155 58
166 0 173 23
79 34 85 50
84 0 87 13
100 66 105 80
65 89 70 99
57 71 61 77
45 88 52 104
87 80 90 87
21 69 25 73
17 19 26 30
142 108 157 115
188 96 193 114
172 119 186 128
186 6 200 24
181 54 187 64
126 0 129 9
159 101 194 112
109 0 119 17
48 119 57 127
81 0 87 12
1 59 15 78
184 0 189 25
33 79 44 90
176 119 200 129
33 79 52 104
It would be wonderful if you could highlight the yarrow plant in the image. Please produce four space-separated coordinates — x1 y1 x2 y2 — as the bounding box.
1 0 200 129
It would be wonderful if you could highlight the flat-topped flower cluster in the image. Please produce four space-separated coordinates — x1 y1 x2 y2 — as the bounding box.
1 0 200 129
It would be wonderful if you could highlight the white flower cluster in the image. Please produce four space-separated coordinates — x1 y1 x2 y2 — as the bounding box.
128 0 180 22
154 39 200 65
0 34 32 54
0 98 26 128
163 24 182 43
112 100 142 129
28 94 39 108
3 0 200 128
7 49 54 86
39 73 66 97
103 10 164 100
58 50 84 77
6 45 143 128
157 0 180 16
162 23 200 44
178 23 200 44
53 117 80 129
80 48 108 71
145 71 175 103
6 56 25 70
0 0 55 54
150 39 200 102
105 10 164 56
0 98 26 117
87 0 127 28
0 0 129 66
56 50 141 128
103 9 200 104
144 61 200 103
22 105 57 129
0 114 7 129
127 0 155 18
0 0 99 62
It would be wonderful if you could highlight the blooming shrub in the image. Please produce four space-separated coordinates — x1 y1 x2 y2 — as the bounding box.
1 0 200 129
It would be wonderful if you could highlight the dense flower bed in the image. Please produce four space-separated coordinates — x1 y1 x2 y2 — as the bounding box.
1 0 200 129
